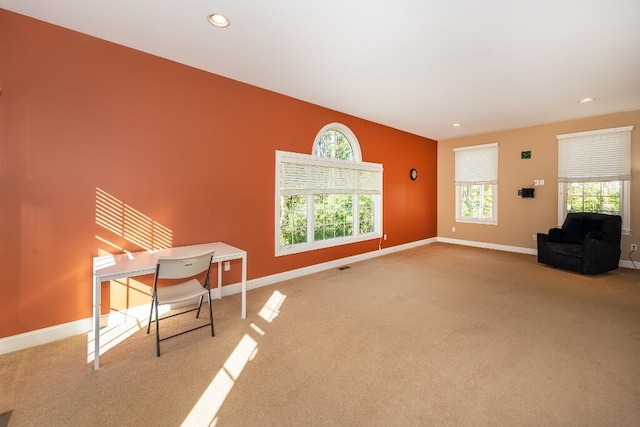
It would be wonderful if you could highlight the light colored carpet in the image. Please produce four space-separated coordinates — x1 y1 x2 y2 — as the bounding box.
1 243 639 426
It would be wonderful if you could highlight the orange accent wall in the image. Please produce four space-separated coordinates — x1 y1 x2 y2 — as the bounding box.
0 10 438 338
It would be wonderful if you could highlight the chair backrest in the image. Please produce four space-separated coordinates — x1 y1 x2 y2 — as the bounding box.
156 250 215 280
562 212 622 244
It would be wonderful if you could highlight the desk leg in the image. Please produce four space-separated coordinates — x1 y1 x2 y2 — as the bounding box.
217 261 222 299
241 254 247 319
93 274 101 370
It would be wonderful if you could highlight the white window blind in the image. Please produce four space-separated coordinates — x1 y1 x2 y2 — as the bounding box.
278 151 382 196
557 126 633 182
454 143 498 185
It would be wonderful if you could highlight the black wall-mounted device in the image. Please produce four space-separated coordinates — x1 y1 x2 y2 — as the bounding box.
518 188 535 198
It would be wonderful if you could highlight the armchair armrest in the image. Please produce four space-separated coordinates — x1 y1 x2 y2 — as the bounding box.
536 233 550 263
582 238 621 274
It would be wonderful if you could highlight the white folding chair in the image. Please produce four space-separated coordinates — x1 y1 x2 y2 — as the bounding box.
146 250 215 356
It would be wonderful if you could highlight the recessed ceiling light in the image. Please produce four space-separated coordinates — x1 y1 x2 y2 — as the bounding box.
578 97 595 103
208 13 230 28
452 123 462 127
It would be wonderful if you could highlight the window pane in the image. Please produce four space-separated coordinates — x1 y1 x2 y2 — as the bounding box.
566 181 620 215
314 130 354 161
359 194 375 234
314 194 354 241
280 195 307 246
459 184 493 220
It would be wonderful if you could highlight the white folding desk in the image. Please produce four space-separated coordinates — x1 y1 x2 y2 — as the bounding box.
92 242 247 370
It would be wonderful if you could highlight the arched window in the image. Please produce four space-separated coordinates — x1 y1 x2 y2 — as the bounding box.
313 123 361 161
275 123 382 256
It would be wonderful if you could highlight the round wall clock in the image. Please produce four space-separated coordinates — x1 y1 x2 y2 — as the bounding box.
410 168 418 180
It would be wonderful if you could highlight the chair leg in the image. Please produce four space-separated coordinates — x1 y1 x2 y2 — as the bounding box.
196 295 204 318
154 300 161 357
208 294 215 337
146 295 155 334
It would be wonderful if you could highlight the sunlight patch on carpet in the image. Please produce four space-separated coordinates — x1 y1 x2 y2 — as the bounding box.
258 290 287 323
87 304 168 363
181 334 257 426
181 290 287 426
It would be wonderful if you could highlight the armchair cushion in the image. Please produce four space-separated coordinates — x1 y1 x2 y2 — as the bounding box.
585 231 605 241
548 227 566 241
564 218 603 243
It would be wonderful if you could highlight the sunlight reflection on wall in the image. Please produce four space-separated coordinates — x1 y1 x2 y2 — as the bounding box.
95 187 172 252
93 187 174 349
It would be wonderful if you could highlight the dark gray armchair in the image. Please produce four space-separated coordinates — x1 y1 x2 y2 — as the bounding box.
537 212 622 274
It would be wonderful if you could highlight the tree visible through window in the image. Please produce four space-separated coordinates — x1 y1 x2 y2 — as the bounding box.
280 195 307 246
314 129 354 161
460 184 493 220
359 195 375 234
314 194 353 241
566 182 620 215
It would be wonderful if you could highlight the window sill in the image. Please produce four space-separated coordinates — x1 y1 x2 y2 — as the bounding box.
455 219 497 226
276 232 381 257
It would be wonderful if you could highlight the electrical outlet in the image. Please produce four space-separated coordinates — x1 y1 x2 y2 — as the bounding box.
533 234 537 241
224 261 230 271
632 244 638 252
384 234 388 240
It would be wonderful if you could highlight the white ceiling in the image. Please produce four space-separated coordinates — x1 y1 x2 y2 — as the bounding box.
2 0 640 140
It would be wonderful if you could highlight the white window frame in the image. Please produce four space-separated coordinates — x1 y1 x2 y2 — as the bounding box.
275 125 383 257
454 142 498 225
556 126 633 234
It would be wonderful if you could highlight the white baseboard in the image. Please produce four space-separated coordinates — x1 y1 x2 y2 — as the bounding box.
0 318 94 356
619 259 640 270
437 237 537 255
0 238 436 356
